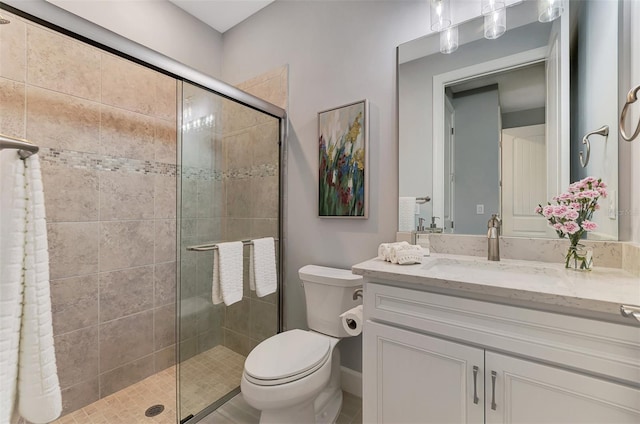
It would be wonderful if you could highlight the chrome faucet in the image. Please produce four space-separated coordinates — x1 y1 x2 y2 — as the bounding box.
487 214 501 261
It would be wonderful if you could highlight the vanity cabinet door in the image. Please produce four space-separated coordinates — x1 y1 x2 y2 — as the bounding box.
363 320 484 424
485 352 640 423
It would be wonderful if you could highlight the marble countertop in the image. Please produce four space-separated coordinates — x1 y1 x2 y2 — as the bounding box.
352 253 640 321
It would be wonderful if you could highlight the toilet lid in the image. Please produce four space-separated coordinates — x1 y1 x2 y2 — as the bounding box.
244 329 331 384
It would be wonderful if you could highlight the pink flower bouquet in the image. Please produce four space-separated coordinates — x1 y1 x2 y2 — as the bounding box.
535 176 607 270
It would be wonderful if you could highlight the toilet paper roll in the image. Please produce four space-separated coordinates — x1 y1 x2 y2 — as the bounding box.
340 305 363 336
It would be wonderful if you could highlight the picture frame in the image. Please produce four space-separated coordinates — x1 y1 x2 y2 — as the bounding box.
318 99 369 218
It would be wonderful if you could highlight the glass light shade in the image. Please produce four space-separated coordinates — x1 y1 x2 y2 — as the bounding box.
481 0 506 16
484 8 506 39
430 0 452 32
538 0 564 22
440 26 458 54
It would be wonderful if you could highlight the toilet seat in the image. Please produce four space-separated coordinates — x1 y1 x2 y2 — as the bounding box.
244 329 332 386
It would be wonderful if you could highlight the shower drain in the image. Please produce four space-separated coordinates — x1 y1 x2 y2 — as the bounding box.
145 404 165 417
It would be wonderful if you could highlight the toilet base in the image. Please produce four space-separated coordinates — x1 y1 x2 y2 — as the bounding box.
314 388 342 424
259 400 316 424
257 388 342 424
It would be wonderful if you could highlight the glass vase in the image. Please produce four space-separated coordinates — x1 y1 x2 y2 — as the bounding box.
565 243 593 271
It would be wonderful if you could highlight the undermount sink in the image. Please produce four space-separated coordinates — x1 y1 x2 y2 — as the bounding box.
421 256 565 282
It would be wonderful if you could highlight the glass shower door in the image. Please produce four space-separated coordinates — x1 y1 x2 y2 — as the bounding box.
177 81 281 422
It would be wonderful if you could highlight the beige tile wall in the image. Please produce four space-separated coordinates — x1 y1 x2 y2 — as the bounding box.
220 67 287 355
0 12 177 415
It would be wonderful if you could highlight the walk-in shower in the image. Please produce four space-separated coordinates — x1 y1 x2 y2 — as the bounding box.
0 2 285 423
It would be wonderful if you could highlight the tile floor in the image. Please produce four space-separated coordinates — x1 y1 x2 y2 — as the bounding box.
48 343 362 424
198 391 362 424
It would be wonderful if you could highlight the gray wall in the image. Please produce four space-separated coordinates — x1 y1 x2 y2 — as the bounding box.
502 107 545 129
570 0 619 239
47 0 224 78
221 0 432 372
630 0 640 243
452 88 500 234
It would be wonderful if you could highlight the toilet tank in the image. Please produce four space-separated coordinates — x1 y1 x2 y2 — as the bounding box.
299 265 363 338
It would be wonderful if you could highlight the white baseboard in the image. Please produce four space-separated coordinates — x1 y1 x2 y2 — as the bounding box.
340 366 362 398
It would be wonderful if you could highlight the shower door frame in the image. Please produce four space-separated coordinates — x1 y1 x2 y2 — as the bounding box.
2 2 287 423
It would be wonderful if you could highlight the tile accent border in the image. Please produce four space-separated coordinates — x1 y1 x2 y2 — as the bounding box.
40 147 177 176
39 147 277 181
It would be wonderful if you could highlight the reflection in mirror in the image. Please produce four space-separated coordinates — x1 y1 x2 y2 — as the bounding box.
398 0 619 240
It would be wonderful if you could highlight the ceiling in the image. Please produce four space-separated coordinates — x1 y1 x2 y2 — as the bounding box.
450 62 546 114
169 0 274 33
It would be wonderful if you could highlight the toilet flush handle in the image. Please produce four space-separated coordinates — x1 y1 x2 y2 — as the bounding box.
353 288 363 301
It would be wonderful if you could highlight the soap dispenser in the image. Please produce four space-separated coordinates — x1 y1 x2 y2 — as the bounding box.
487 214 501 261
429 216 443 233
412 218 431 251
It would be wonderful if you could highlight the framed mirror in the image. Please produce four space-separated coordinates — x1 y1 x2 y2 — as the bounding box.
398 0 620 240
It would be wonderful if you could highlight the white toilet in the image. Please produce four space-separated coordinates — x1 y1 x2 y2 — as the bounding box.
241 265 363 424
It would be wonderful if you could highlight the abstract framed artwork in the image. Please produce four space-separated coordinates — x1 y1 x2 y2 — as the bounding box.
318 99 369 218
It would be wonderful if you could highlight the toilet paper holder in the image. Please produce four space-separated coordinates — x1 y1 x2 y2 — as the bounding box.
353 288 363 301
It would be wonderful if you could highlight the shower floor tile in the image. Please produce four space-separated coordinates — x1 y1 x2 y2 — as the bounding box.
50 345 245 424
180 346 246 419
52 367 176 424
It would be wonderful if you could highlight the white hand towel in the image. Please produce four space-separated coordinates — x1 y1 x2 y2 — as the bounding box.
389 244 422 264
378 241 409 262
398 197 417 232
377 243 390 260
212 249 223 305
18 155 62 423
395 246 424 265
0 151 26 424
249 237 277 298
214 241 243 306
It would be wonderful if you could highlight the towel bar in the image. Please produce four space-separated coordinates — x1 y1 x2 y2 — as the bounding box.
187 238 279 252
0 133 39 159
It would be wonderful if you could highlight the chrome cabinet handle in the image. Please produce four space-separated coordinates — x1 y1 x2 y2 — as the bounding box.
620 305 640 322
472 366 479 404
491 371 497 411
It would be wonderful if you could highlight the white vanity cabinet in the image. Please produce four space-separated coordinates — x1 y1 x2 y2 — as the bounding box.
362 282 640 424
364 320 484 423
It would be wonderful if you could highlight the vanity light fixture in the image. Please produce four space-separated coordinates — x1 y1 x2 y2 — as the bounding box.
538 0 564 22
440 26 459 54
430 0 452 32
484 8 506 39
480 0 505 15
182 97 215 133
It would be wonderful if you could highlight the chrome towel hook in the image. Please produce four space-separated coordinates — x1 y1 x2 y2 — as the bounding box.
579 125 609 168
620 84 640 142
